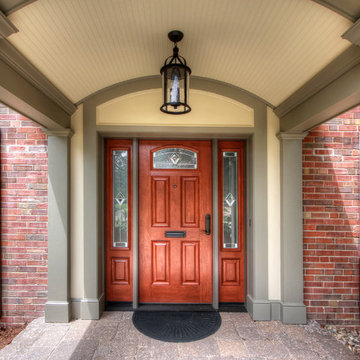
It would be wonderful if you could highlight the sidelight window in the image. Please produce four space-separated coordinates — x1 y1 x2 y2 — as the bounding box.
113 150 129 248
222 151 239 249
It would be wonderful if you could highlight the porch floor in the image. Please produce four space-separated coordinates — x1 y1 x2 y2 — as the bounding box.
0 312 357 360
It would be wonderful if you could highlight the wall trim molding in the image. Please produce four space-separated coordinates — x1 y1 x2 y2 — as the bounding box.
0 10 18 38
45 129 74 137
342 17 360 46
312 0 359 22
275 46 360 120
0 39 76 115
77 75 274 109
277 132 309 140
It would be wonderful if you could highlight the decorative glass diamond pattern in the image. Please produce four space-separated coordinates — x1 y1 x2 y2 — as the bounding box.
113 150 128 248
153 148 197 169
223 151 238 249
170 153 180 165
115 191 126 206
225 193 236 207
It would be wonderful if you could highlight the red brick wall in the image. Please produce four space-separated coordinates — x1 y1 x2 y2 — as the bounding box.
303 107 360 328
0 103 48 326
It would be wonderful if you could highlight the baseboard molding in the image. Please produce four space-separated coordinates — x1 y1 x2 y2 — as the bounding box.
71 298 81 319
270 301 281 320
246 296 306 324
280 301 307 324
246 295 271 321
45 300 71 323
80 293 105 320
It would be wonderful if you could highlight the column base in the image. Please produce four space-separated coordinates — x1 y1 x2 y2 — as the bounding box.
246 295 271 321
80 293 105 320
280 302 307 324
45 301 71 323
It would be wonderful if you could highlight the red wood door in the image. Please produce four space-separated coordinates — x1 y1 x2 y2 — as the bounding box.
139 140 213 303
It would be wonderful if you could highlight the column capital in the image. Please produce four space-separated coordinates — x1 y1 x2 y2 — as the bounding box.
45 128 74 137
277 132 308 140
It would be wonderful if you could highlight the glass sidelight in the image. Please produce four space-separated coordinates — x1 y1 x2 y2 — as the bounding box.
106 139 133 302
113 150 129 248
218 140 245 303
222 152 238 249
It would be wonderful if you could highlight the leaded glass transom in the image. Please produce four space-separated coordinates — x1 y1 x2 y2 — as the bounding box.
113 150 128 248
153 148 197 169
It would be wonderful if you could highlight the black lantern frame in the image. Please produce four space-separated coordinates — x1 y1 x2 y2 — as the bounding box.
160 31 191 115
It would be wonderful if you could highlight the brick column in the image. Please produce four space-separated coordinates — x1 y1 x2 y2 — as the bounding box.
278 132 307 324
45 129 73 322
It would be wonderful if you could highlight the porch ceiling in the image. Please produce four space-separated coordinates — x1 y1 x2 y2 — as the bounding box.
3 0 354 107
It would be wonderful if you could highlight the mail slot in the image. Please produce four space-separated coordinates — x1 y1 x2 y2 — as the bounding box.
165 231 186 238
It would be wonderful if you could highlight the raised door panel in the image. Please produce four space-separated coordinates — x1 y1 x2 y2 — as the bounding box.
152 241 170 285
181 242 200 285
151 177 170 227
111 257 130 285
221 258 240 286
181 176 199 227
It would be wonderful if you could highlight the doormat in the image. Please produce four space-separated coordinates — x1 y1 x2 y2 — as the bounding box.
132 311 222 342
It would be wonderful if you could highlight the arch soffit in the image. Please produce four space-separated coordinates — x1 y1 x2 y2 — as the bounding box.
82 76 270 112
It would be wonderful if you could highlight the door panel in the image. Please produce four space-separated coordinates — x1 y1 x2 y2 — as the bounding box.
181 177 199 227
151 177 170 226
139 140 212 303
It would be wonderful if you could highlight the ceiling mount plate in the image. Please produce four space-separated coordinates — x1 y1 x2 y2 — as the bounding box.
168 30 184 43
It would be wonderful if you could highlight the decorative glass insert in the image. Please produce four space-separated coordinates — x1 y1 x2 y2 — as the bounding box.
113 150 128 248
223 152 238 249
153 148 197 169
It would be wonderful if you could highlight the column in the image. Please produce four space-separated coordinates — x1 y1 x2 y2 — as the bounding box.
45 129 73 323
81 103 104 319
247 104 270 320
278 132 307 324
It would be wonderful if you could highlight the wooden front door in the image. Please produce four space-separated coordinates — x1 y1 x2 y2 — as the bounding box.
139 140 213 303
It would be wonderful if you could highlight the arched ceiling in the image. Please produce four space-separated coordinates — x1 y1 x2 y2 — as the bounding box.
1 0 357 107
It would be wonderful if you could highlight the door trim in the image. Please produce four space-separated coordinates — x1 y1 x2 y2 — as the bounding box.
212 140 219 310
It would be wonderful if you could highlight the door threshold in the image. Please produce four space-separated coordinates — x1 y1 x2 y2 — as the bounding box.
106 302 133 311
219 302 247 312
137 303 216 312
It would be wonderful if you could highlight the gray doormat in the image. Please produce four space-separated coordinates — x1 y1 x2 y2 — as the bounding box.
132 311 222 342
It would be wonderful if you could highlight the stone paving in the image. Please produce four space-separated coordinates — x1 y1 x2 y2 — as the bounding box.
0 311 358 360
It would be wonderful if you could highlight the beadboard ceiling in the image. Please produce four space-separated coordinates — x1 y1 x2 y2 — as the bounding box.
6 0 352 106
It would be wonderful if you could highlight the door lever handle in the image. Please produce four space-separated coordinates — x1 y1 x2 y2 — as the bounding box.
205 214 211 235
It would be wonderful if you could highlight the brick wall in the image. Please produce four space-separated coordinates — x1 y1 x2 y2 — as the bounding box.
303 108 360 328
0 103 48 326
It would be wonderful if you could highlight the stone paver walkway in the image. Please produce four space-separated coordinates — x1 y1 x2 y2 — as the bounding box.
0 312 358 359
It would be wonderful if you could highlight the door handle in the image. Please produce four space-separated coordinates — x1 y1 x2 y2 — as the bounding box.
205 214 211 235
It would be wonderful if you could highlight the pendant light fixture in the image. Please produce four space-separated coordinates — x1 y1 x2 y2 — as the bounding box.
160 30 191 114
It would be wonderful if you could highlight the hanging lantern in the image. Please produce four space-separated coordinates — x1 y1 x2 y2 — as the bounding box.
160 30 191 114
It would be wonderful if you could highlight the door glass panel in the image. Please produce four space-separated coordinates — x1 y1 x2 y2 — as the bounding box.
223 151 238 249
113 150 128 248
153 148 197 169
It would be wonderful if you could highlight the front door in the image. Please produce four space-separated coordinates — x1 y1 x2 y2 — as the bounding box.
139 140 213 303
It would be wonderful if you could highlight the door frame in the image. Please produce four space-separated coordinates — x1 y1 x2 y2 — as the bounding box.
104 138 247 309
